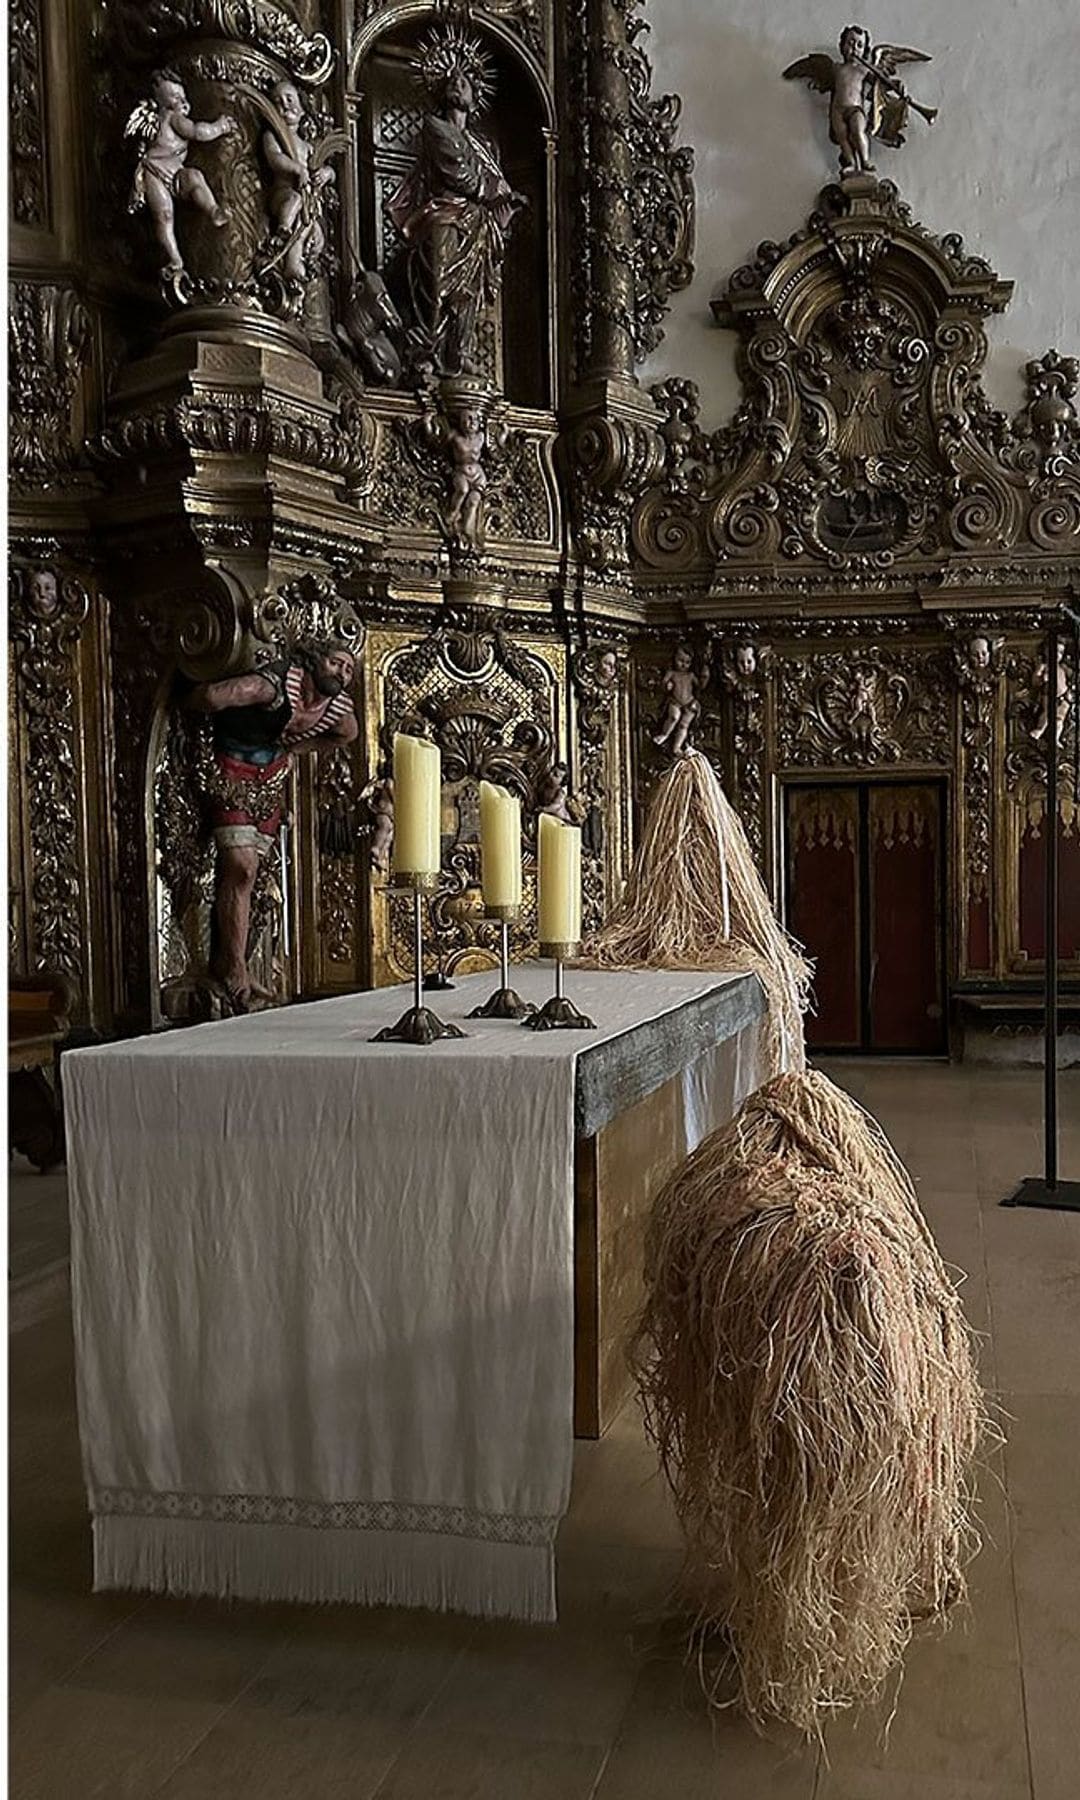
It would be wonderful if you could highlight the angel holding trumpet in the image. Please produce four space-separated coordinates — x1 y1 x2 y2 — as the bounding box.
784 25 937 176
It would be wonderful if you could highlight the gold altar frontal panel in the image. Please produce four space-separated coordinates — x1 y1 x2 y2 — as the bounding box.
573 1072 685 1440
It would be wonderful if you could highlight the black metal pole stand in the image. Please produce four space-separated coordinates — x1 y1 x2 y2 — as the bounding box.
524 944 597 1032
372 878 466 1046
469 912 536 1020
1004 612 1080 1211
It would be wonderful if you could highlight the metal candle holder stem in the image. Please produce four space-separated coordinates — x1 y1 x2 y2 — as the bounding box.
524 942 596 1032
469 906 535 1020
373 872 465 1046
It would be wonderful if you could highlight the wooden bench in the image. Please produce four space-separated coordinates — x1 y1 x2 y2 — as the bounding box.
956 992 1080 1032
9 974 76 1174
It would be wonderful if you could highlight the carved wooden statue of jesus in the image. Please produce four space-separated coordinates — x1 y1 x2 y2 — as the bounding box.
388 27 525 377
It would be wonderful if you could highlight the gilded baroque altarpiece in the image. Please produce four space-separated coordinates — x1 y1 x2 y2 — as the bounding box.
8 1 1079 1036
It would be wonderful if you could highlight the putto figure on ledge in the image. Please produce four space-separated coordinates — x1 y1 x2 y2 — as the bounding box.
653 643 708 758
784 26 936 176
125 69 237 282
189 640 359 1008
260 80 338 286
388 26 526 376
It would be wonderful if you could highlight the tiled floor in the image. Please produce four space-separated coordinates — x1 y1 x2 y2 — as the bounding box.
8 1064 1080 1799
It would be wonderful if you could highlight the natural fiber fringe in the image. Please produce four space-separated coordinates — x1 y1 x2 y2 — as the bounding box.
581 753 812 1077
93 1515 557 1623
631 1068 993 1738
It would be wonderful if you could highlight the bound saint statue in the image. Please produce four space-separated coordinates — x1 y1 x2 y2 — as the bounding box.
388 26 526 376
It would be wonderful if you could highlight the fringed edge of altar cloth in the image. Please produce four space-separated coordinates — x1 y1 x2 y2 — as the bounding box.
92 1514 558 1623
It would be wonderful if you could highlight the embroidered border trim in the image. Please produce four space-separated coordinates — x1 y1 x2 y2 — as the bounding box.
91 1487 559 1549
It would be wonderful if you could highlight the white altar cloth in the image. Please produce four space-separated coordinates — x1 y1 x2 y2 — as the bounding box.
64 967 765 1623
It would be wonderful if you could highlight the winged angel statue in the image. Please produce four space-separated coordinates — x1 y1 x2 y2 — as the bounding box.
784 25 936 176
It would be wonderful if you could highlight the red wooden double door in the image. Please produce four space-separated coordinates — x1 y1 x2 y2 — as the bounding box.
785 781 947 1054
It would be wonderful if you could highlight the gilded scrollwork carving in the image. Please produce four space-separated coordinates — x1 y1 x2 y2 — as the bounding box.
9 0 48 227
777 646 951 769
566 409 665 577
256 573 367 663
571 641 624 891
8 282 92 490
634 178 1080 581
717 636 771 867
111 1 334 83
621 4 695 362
316 744 363 966
355 0 545 57
98 386 370 496
953 631 1004 901
9 570 92 987
566 0 694 378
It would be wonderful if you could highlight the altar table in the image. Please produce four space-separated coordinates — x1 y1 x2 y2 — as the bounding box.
64 967 765 1624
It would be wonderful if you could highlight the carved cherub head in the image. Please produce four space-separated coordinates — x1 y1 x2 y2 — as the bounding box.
839 24 870 62
969 635 992 670
27 567 59 617
597 649 618 686
152 67 188 114
735 641 757 678
272 80 304 129
673 644 693 672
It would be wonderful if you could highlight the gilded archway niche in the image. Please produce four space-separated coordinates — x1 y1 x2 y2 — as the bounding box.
635 178 1080 585
347 11 555 407
366 613 567 986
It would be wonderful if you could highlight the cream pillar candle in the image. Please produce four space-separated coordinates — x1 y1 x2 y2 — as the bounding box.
538 814 581 946
392 732 440 876
479 781 522 910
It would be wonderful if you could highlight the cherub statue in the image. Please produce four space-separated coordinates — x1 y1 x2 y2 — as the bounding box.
445 406 489 550
536 761 577 824
1030 641 1074 747
125 68 237 279
363 774 395 874
419 394 505 556
260 80 339 285
653 643 707 758
784 26 936 176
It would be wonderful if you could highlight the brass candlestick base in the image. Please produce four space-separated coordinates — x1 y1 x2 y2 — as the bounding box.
371 877 465 1046
470 986 535 1021
374 1006 466 1046
469 913 536 1021
523 943 596 1033
525 993 596 1033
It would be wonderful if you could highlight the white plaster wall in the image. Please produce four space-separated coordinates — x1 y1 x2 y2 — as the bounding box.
642 0 1080 425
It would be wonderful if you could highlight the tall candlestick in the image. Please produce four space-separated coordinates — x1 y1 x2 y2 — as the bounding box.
527 814 594 1032
393 733 440 878
479 781 522 910
537 814 581 949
